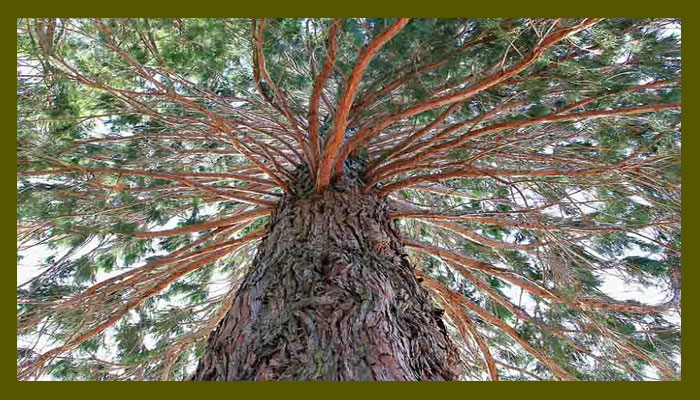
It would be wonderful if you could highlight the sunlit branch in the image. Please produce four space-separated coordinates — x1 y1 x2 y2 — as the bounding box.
308 19 342 171
371 103 680 188
316 18 411 191
339 19 602 164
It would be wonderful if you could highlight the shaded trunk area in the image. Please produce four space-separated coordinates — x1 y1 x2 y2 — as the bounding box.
192 169 458 381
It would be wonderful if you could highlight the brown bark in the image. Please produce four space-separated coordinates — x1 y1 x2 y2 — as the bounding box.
192 165 458 381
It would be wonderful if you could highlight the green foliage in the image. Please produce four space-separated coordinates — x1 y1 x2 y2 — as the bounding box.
625 256 667 277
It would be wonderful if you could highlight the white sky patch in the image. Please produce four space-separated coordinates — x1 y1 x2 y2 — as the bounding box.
629 195 652 206
596 268 668 304
17 253 44 286
509 185 546 209
580 238 672 305
615 49 631 65
656 24 681 40
497 271 541 316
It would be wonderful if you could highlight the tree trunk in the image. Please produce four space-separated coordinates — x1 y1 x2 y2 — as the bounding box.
192 167 458 381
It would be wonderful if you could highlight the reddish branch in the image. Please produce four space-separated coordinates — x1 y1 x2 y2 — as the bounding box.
393 210 676 234
419 273 576 381
371 103 681 191
316 18 411 191
111 25 296 180
20 166 278 207
556 77 681 115
132 207 271 238
74 226 240 304
368 98 526 179
409 238 676 377
17 228 264 381
365 103 462 175
419 270 499 381
338 19 602 170
377 166 619 195
308 19 343 171
351 34 490 117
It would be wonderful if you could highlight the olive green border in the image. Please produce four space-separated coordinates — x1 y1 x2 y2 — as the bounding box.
8 3 689 395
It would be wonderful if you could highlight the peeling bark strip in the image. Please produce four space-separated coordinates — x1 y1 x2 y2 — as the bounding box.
192 171 458 380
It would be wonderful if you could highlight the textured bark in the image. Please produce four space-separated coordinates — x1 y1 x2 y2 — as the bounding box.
192 164 458 381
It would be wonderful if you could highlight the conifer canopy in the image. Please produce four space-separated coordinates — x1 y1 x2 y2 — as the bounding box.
17 18 681 381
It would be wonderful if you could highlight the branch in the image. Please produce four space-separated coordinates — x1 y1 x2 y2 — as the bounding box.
368 98 526 181
25 165 278 207
393 210 675 234
252 19 313 165
316 18 411 191
555 77 681 115
373 103 681 186
365 103 462 176
17 228 264 381
308 19 343 171
132 207 271 238
420 270 500 380
340 19 602 163
351 34 490 117
405 238 674 315
425 219 543 250
377 165 619 195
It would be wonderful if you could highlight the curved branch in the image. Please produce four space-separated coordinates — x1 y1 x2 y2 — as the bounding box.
308 19 343 170
405 238 674 315
316 18 411 191
425 219 543 251
373 103 681 187
420 274 576 381
368 98 526 182
423 270 499 381
252 18 313 165
351 34 490 117
378 166 618 195
340 19 602 163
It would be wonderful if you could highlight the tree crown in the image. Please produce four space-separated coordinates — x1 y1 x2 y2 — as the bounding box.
17 18 681 381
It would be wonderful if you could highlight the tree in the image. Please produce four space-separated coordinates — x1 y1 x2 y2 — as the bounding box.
17 18 681 381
